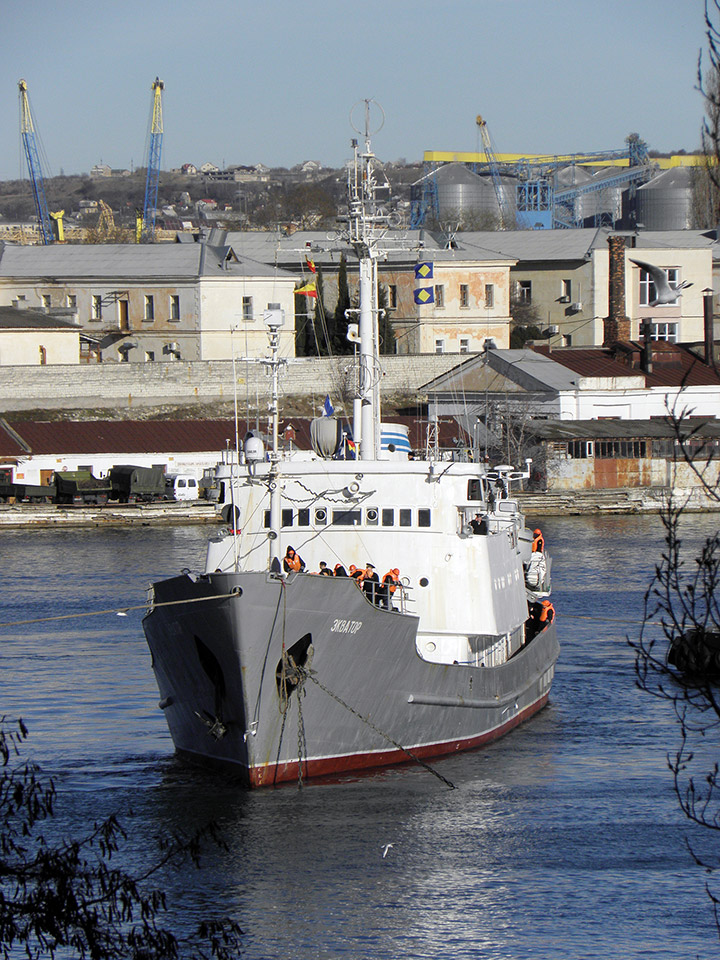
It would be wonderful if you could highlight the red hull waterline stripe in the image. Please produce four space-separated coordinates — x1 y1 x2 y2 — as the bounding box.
249 694 550 787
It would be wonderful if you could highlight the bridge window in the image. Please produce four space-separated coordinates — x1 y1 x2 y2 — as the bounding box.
399 509 412 527
418 509 431 527
297 508 310 526
382 508 394 526
332 509 361 526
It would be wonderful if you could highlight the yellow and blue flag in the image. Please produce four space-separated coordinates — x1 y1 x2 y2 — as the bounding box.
414 287 435 305
415 262 433 281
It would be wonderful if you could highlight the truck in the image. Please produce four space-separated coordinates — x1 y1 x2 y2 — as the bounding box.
109 465 166 503
52 471 112 505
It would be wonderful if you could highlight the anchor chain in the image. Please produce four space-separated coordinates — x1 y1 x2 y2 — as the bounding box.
297 666 456 790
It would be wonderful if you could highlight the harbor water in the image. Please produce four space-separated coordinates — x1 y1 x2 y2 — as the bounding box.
2 514 719 958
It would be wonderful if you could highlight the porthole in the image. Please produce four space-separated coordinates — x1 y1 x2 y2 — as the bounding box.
419 577 429 587
315 507 327 525
366 508 378 524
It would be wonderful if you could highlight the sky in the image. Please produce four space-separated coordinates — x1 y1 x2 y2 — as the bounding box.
0 0 712 180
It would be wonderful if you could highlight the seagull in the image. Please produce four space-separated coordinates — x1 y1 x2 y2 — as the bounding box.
381 843 394 858
629 258 692 306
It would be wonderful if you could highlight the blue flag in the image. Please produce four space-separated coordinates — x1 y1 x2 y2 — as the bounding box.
415 262 433 280
414 287 435 305
323 395 334 417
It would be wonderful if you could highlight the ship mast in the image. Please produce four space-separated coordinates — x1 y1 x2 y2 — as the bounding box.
344 101 390 462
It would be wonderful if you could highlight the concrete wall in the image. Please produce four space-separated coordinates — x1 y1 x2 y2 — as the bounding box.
0 353 462 412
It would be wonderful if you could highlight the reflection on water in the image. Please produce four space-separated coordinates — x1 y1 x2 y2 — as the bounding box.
2 515 720 958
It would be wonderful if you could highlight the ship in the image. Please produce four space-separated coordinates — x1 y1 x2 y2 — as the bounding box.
142 107 559 788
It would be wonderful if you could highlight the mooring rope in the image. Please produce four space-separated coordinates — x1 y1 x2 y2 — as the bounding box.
0 591 240 628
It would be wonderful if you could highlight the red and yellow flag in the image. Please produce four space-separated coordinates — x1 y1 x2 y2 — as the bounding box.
296 281 317 298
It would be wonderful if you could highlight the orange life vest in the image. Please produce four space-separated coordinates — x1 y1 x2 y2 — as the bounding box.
538 601 555 623
382 569 400 594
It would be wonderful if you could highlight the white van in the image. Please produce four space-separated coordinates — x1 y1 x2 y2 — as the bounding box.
164 473 199 501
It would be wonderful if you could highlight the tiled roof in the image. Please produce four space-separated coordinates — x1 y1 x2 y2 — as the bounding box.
0 416 467 457
531 343 720 388
5 420 240 455
528 418 720 441
0 306 79 330
0 243 293 281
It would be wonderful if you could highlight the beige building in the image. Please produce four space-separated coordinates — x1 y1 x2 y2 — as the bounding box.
0 303 80 365
216 229 516 353
460 228 714 347
0 242 298 363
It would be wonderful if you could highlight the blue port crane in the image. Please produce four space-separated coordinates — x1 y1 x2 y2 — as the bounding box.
140 77 164 242
475 114 513 229
18 79 54 245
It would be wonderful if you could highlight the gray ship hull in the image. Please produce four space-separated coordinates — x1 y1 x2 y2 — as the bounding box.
143 571 559 787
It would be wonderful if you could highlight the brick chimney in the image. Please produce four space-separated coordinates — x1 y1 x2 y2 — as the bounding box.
605 235 631 346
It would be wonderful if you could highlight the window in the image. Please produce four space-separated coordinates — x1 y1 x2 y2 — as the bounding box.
42 295 51 309
366 508 379 525
649 321 678 343
91 295 103 320
332 509 361 525
67 294 77 309
561 279 572 301
434 284 444 308
314 507 327 525
170 295 180 320
595 440 647 459
562 335 572 347
568 440 592 459
145 351 155 362
38 345 46 365
459 283 469 308
418 509 431 527
460 337 470 354
435 339 444 355
80 341 90 355
144 296 155 321
387 285 397 309
381 508 394 526
484 284 494 309
298 508 310 526
242 296 253 321
517 281 532 304
282 508 293 526
399 509 412 527
639 267 680 307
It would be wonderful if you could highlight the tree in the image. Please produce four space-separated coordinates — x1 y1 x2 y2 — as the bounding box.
631 394 720 935
692 1 720 228
0 718 243 959
332 254 352 354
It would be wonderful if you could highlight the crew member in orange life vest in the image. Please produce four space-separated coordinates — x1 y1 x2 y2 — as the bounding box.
532 528 545 553
538 599 555 623
363 563 380 603
381 568 401 609
283 546 305 573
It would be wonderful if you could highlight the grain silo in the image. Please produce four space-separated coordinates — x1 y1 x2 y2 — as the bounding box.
434 163 500 225
632 167 694 230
